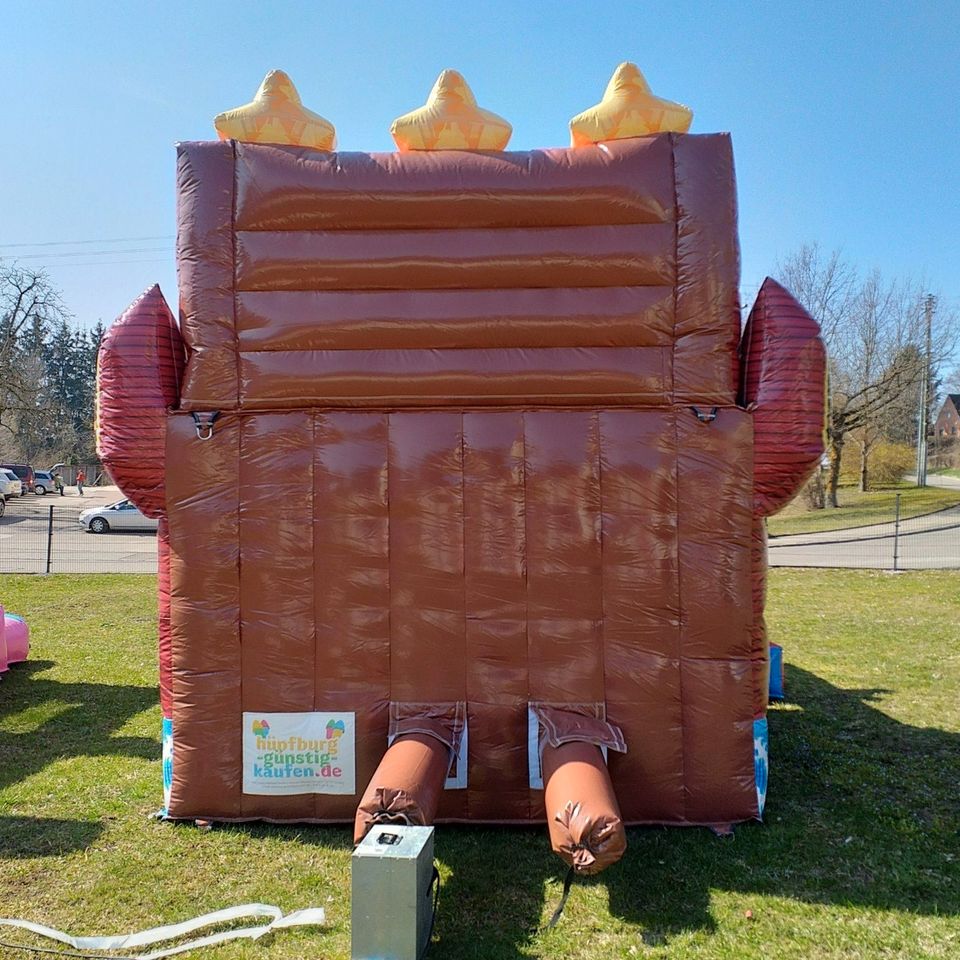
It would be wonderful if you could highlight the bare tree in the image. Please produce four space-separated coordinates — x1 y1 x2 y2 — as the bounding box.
943 364 960 397
777 246 954 506
0 263 69 439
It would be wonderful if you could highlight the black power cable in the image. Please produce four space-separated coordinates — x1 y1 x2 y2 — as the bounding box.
424 863 442 953
544 865 576 931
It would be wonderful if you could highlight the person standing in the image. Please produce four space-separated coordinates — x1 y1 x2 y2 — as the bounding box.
53 471 65 496
76 468 86 496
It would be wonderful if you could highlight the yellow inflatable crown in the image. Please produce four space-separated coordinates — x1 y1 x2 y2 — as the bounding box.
569 62 692 146
390 69 512 151
214 69 336 151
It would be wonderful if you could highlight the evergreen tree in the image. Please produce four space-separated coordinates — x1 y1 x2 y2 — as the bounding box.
0 263 101 465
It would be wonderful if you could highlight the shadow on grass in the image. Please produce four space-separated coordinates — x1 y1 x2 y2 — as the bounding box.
0 659 158 854
434 825 558 958
431 665 959 955
0 817 104 857
4 658 956 949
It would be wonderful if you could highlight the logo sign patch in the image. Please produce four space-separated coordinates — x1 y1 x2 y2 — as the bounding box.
242 712 356 795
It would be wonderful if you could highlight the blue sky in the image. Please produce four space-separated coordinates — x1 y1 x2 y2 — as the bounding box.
2 1 958 332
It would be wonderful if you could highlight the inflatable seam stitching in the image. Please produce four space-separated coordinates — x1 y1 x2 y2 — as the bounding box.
311 411 320 821
459 414 469 818
231 141 241 410
521 410 531 821
386 411 394 763
670 137 690 821
596 410 608 745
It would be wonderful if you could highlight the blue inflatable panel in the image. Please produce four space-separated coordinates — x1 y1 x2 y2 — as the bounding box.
161 716 174 815
769 643 785 700
753 717 768 818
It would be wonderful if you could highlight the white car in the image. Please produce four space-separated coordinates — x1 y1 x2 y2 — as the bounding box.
0 469 22 500
79 499 159 534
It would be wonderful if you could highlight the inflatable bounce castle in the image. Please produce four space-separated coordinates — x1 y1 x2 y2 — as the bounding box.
97 65 825 874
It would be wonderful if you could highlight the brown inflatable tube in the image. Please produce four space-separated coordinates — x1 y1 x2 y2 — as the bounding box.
353 734 451 844
542 741 627 874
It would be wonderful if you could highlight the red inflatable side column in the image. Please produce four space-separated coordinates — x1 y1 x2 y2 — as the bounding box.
354 734 452 845
740 277 827 518
542 741 627 875
96 284 184 518
157 519 173 718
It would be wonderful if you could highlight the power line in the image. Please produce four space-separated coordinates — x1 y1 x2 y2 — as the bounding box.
0 235 173 249
43 258 172 268
1 247 172 261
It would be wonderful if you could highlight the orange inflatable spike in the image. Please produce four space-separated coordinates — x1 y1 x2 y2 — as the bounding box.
390 69 512 151
214 70 336 151
569 62 692 147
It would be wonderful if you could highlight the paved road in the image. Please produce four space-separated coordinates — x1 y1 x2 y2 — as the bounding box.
906 472 960 490
769 504 960 569
4 480 958 574
0 486 158 574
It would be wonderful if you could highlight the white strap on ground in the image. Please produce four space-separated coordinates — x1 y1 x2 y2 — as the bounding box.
0 903 326 959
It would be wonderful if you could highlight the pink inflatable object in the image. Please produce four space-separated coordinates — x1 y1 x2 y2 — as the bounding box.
0 604 30 672
4 613 29 664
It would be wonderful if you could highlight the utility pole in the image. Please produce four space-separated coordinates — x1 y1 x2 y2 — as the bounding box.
915 294 935 487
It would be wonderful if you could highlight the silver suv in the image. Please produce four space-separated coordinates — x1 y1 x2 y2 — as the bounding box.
32 471 55 495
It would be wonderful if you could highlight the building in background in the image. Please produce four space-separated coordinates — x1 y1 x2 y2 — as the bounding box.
935 395 960 440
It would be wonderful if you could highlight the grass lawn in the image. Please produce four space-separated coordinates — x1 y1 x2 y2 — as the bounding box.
768 481 960 537
1 572 958 959
932 468 960 479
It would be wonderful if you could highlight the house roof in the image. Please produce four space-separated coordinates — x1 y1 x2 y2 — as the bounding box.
939 394 960 417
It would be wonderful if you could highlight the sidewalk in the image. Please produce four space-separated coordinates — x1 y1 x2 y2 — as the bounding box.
13 485 123 517
905 472 960 490
770 504 960 546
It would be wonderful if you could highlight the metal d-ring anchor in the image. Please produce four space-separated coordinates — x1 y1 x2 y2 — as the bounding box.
690 406 719 423
191 411 221 440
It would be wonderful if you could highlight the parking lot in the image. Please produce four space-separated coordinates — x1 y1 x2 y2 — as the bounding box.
0 486 158 573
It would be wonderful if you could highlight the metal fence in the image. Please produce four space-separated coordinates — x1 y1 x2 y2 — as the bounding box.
768 495 960 570
0 495 158 574
2 490 959 575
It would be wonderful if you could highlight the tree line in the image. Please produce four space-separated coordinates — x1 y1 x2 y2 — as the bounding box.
2 251 956 507
0 263 104 467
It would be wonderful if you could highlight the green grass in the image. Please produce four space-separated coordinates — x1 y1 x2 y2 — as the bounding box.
767 481 960 537
932 468 960 479
1 572 958 958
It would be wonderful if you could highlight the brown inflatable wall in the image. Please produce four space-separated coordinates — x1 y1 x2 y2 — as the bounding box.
126 133 824 827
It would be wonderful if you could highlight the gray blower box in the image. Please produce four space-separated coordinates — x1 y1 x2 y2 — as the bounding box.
351 825 435 960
